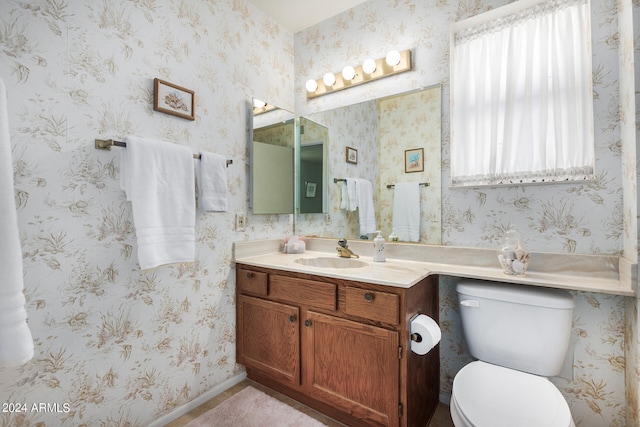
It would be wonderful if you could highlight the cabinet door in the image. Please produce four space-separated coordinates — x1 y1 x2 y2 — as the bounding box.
304 311 399 427
237 295 300 386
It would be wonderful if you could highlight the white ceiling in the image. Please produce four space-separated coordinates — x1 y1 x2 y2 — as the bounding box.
248 0 369 33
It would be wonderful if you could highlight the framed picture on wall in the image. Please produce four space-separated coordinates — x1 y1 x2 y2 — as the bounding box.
153 78 195 121
306 182 317 198
405 148 424 173
346 146 358 164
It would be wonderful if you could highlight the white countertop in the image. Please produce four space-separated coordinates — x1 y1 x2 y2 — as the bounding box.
235 250 432 288
234 238 637 295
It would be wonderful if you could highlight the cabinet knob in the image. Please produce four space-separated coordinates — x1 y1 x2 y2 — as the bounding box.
289 315 296 323
304 319 312 327
364 292 374 302
246 272 252 278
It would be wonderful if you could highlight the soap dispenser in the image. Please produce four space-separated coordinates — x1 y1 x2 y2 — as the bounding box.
373 230 386 262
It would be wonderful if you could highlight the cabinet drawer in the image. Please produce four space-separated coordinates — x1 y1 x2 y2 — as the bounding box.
344 286 400 325
237 268 268 296
270 275 336 311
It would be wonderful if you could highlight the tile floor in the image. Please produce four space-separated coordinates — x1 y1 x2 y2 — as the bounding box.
165 379 455 427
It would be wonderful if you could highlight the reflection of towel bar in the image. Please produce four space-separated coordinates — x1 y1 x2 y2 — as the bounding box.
95 139 233 166
333 178 429 188
387 183 429 189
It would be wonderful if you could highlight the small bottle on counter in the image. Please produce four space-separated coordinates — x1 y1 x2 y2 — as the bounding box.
373 230 386 262
389 229 399 242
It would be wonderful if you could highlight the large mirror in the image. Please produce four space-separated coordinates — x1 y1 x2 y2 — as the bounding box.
294 84 442 244
250 100 295 214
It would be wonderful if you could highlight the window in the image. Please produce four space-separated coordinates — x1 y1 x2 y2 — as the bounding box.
450 0 595 187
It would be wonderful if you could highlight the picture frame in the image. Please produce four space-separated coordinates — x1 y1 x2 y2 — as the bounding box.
405 148 424 173
305 182 317 198
346 146 358 164
153 78 195 121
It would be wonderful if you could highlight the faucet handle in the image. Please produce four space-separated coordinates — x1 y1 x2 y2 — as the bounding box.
338 238 348 248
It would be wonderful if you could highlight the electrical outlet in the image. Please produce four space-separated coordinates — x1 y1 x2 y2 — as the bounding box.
236 213 246 231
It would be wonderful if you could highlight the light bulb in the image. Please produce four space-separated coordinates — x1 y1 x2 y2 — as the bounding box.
385 50 401 66
342 65 356 81
305 79 318 92
362 58 376 74
323 72 336 87
253 99 266 108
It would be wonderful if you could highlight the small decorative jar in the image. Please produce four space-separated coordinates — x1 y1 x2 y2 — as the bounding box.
497 229 530 275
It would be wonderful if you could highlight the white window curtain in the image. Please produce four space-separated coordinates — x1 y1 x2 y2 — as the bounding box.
450 0 595 187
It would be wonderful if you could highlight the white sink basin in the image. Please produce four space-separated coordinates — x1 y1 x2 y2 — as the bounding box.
295 257 368 269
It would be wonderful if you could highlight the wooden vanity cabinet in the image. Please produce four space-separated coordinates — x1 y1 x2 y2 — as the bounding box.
236 265 439 427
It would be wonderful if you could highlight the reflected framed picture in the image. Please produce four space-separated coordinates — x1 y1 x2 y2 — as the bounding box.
153 78 195 121
346 146 358 164
305 182 317 198
405 148 424 173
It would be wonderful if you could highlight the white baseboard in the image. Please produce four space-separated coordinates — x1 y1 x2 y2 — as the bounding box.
149 371 247 427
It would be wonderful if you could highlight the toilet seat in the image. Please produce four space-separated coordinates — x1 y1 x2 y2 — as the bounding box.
451 361 573 427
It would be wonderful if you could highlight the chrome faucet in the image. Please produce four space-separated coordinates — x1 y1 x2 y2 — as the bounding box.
336 238 359 258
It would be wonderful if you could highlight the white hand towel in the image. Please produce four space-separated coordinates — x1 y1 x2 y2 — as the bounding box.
197 152 227 212
392 182 420 242
346 178 358 211
356 179 376 236
121 135 196 270
0 77 34 367
340 181 348 210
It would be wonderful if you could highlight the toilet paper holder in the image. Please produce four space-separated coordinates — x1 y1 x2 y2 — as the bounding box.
411 333 423 343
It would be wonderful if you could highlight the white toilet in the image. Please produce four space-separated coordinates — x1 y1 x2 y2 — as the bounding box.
450 279 576 427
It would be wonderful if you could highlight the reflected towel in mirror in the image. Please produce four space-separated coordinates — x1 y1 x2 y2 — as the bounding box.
392 182 420 242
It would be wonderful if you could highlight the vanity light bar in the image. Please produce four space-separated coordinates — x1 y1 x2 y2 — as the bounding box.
306 49 412 99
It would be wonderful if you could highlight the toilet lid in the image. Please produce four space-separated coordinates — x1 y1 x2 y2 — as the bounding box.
452 361 572 427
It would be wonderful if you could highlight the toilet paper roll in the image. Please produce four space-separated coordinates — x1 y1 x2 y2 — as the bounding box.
410 314 441 355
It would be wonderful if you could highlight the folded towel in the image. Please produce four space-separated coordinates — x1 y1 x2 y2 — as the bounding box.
0 77 34 367
197 152 227 212
121 135 196 270
345 178 358 211
356 179 376 236
392 182 420 242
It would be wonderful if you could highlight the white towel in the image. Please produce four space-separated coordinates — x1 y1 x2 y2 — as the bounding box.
340 181 349 210
0 77 34 367
345 178 358 211
121 135 196 270
392 182 420 242
197 152 227 212
356 179 376 236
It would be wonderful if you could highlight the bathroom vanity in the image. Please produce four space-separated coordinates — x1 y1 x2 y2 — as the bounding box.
235 261 440 427
234 237 635 427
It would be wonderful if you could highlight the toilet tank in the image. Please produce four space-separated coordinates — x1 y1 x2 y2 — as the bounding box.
457 279 574 376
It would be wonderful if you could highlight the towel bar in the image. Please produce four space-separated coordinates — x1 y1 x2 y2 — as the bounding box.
95 139 233 166
386 183 430 189
333 178 429 188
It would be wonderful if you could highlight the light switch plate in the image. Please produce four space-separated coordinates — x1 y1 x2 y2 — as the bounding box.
236 213 246 231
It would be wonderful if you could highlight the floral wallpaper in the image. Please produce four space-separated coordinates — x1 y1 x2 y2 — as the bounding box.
294 0 638 426
0 0 637 426
0 0 293 425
